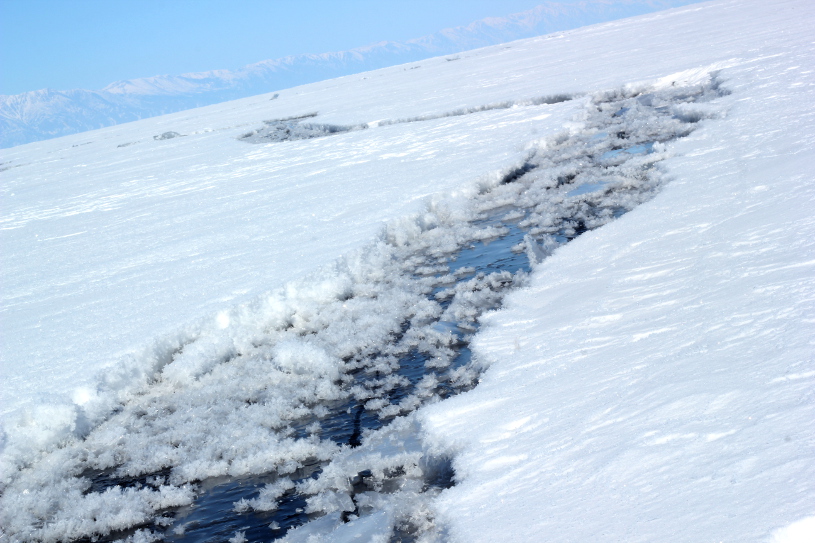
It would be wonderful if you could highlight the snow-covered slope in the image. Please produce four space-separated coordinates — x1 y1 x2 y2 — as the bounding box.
0 0 701 149
1 0 813 541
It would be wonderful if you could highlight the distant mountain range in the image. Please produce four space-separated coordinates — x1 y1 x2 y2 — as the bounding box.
0 1 694 148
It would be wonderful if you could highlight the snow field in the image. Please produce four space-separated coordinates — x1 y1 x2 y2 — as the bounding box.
0 0 813 540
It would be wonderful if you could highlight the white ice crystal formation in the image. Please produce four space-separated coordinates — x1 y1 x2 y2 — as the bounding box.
0 77 726 543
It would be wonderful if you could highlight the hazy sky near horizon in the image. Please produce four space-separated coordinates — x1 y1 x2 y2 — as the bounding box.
0 0 560 95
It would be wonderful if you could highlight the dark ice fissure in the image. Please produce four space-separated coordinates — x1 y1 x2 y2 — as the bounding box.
237 94 575 144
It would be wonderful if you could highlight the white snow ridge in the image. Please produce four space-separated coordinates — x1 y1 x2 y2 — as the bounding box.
1 0 814 542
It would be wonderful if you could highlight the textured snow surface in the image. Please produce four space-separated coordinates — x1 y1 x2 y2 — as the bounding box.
1 0 814 541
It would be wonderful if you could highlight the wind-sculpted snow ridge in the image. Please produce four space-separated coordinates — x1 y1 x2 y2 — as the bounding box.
239 94 576 144
0 75 726 542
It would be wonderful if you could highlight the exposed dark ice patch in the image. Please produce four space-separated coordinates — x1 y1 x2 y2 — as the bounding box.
0 162 25 172
239 114 361 144
154 131 184 141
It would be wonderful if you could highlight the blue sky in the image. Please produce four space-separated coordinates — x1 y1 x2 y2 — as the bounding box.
0 0 559 96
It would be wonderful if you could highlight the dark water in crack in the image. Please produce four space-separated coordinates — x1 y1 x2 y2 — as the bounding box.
165 475 313 543
449 225 529 277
